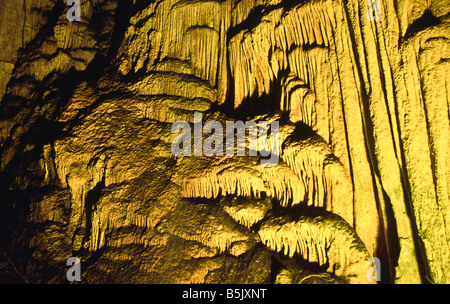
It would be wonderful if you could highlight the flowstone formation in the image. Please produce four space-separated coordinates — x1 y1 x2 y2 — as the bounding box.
0 0 448 284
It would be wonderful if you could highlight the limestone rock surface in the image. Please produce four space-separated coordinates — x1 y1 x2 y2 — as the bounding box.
0 0 448 284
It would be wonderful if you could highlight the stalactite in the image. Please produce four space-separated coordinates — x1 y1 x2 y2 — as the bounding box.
258 214 369 283
229 1 335 108
282 133 353 224
182 161 306 208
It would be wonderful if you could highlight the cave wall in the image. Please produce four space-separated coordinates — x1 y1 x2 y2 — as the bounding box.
0 0 448 284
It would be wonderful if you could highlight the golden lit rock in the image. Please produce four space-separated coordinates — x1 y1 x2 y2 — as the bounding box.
0 0 448 284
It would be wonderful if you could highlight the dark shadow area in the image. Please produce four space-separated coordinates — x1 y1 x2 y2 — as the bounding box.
82 180 105 252
269 256 285 283
403 10 441 41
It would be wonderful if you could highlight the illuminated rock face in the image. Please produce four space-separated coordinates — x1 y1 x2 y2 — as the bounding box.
0 0 448 284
